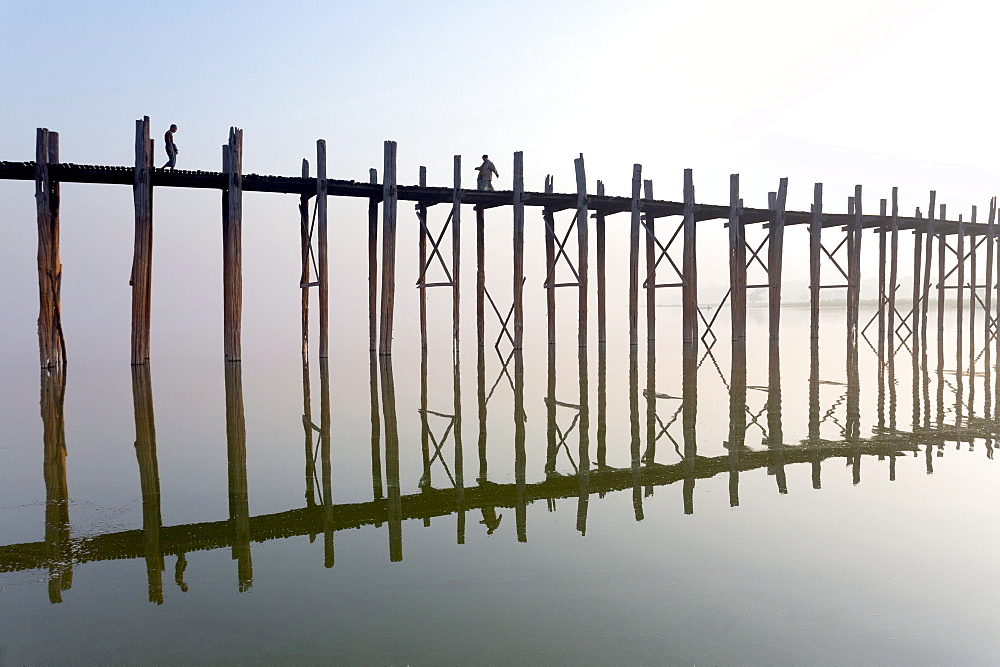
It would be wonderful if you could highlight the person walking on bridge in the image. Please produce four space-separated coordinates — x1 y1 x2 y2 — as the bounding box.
163 124 179 169
476 154 499 191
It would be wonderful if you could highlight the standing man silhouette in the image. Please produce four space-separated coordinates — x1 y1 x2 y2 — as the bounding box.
163 124 179 169
476 154 499 191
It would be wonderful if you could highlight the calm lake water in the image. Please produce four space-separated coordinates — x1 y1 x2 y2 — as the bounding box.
2 301 998 664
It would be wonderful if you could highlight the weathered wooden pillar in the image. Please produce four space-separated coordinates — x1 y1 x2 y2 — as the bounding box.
41 366 71 602
367 168 379 351
970 206 978 375
544 175 556 346
575 155 588 347
378 140 398 355
418 166 428 350
878 198 887 361
911 203 924 351
986 199 996 350
729 337 747 505
130 117 154 365
629 344 643 520
768 178 788 342
222 128 243 362
35 128 65 369
476 206 485 349
644 180 655 342
368 350 383 501
379 355 403 561
629 165 642 347
921 192 937 343
513 151 525 350
767 340 787 495
888 188 899 355
729 175 746 342
957 212 966 372
681 339 698 513
452 156 462 347
846 186 862 350
299 159 311 360
319 357 334 567
682 169 697 345
576 346 591 533
316 140 329 358
937 204 946 376
809 183 823 341
596 181 607 344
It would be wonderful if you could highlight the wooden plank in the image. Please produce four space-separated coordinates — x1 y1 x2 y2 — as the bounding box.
222 127 243 362
378 141 398 355
768 178 788 342
317 140 329 358
544 175 556 346
367 168 378 351
575 155 588 347
629 165 642 346
452 156 461 346
596 180 607 344
513 152 525 350
729 175 746 341
130 116 154 365
809 183 823 341
682 169 697 345
418 166 428 350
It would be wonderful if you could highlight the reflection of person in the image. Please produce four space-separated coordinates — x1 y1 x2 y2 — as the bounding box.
475 154 499 191
163 124 179 169
174 553 189 592
480 507 502 534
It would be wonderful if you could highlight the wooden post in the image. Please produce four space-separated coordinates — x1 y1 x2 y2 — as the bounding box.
378 140 398 355
888 188 899 356
379 356 402 562
131 363 162 603
544 175 556 346
986 199 996 352
452 156 462 347
847 186 862 350
224 361 252 589
596 181 607 344
131 117 154 365
40 366 70 602
921 192 937 344
878 198 887 362
937 204 946 377
35 128 65 369
682 169 697 345
477 205 485 349
644 180 655 342
729 175 746 342
418 166 428 350
809 183 823 341
957 211 965 373
575 155 588 347
222 128 243 362
513 152 525 350
367 168 378 352
970 206 978 375
299 159 311 360
911 202 924 352
629 165 642 346
768 178 788 342
316 140 329 358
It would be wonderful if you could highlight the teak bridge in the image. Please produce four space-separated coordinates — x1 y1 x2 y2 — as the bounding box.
3 118 1000 373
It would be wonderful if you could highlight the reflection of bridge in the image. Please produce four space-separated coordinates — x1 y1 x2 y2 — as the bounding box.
3 327 997 604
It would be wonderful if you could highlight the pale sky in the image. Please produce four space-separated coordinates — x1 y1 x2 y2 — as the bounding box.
1 0 997 332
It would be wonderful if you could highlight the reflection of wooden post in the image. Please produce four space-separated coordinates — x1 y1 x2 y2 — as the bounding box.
41 367 71 603
514 351 527 542
419 348 431 496
809 337 822 489
645 339 656 494
320 358 334 568
453 355 465 545
378 140 398 355
224 361 252 590
317 140 329 358
767 341 787 494
809 184 823 341
596 181 607 344
682 169 697 346
628 165 642 346
131 116 154 365
597 343 607 471
628 345 643 520
729 175 746 341
545 336 557 477
131 364 163 604
368 168 379 351
513 152 525 349
476 344 488 484
576 347 590 535
379 356 403 562
368 351 383 502
729 339 747 505
222 128 243 361
35 128 65 369
681 343 697 514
